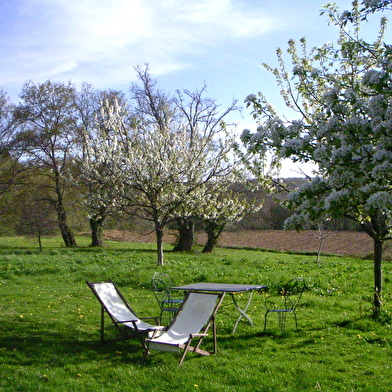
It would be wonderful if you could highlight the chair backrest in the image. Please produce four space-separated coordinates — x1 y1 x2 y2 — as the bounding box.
88 281 138 323
265 277 306 311
168 292 221 336
151 273 172 305
152 272 173 288
282 278 306 310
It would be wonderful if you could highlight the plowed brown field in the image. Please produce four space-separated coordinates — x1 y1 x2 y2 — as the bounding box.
104 230 392 259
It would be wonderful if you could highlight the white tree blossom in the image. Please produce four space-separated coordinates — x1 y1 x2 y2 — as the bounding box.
242 3 392 315
72 85 127 246
95 82 241 265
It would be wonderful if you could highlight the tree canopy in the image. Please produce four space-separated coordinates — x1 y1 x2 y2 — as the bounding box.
242 2 392 316
77 67 247 265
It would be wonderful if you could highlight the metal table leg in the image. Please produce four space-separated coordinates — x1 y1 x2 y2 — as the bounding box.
230 291 254 333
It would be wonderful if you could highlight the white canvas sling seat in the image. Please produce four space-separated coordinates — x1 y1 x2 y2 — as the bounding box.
86 281 165 345
144 291 225 366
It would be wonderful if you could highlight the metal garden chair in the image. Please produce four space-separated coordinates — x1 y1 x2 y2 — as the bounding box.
263 277 306 333
151 272 184 324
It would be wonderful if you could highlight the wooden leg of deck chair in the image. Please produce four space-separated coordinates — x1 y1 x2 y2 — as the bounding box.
178 337 209 366
142 344 150 361
178 339 193 366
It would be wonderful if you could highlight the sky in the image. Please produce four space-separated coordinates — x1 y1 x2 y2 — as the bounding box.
0 0 389 177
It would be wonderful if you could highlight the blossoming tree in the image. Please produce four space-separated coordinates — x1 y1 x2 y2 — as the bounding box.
346 0 392 18
72 84 126 247
98 101 236 265
89 67 242 265
171 84 243 251
199 187 260 253
242 3 392 316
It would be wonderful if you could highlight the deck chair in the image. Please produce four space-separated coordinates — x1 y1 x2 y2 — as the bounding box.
86 281 165 346
144 291 225 366
264 277 306 333
151 272 184 324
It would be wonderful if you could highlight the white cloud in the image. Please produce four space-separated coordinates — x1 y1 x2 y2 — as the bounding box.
48 61 79 77
3 0 279 86
5 0 324 107
65 0 153 54
170 0 276 38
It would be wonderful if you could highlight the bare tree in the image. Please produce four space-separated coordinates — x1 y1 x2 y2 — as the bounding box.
0 89 25 200
309 222 335 262
14 80 78 247
14 181 57 251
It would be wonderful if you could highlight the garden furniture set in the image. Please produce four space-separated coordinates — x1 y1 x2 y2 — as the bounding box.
86 275 305 365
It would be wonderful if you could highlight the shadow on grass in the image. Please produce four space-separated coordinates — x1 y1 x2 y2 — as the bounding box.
0 325 149 367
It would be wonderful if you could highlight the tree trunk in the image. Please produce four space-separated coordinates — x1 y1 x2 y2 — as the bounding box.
58 209 77 247
362 213 388 318
316 239 323 263
373 238 383 317
173 218 195 251
54 172 77 248
202 221 224 253
155 223 164 266
90 217 104 247
37 231 42 252
89 206 107 247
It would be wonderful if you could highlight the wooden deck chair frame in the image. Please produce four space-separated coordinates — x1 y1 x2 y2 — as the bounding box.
144 291 225 366
86 280 164 347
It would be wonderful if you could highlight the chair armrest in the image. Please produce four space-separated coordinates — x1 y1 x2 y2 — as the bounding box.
190 333 208 338
116 317 161 326
115 319 138 324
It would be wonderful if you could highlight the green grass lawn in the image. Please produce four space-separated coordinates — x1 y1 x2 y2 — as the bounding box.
1 236 392 391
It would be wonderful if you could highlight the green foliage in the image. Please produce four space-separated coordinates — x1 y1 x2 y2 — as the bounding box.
1 236 392 391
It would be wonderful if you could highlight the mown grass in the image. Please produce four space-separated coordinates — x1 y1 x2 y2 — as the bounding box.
1 235 392 391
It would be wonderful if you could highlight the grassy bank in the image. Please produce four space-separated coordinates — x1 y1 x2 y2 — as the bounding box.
1 236 392 391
